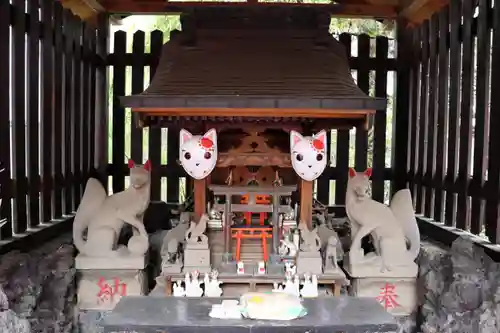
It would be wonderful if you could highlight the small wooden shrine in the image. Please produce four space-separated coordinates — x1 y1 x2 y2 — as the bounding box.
122 6 384 216
121 7 385 282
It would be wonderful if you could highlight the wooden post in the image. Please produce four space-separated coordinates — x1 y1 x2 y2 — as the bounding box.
194 178 206 221
300 180 314 230
271 192 280 255
224 194 232 260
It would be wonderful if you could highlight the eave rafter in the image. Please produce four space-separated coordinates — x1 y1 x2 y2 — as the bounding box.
100 0 398 19
399 0 449 25
60 0 104 19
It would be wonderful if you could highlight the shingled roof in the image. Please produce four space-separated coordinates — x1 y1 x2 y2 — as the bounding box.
120 7 386 119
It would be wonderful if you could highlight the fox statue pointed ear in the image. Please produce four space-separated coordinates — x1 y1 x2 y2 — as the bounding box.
128 159 135 169
364 168 373 178
144 160 151 171
290 130 304 149
349 168 357 178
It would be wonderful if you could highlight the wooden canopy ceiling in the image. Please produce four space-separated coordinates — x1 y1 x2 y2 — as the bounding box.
61 0 449 26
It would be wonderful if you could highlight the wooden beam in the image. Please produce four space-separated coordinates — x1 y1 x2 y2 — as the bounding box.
299 180 314 230
60 0 105 21
133 107 375 119
400 0 448 24
193 178 207 222
399 0 431 18
405 0 448 25
100 1 397 19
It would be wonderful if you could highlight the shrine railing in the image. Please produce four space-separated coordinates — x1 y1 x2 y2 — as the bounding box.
0 1 107 252
402 0 500 250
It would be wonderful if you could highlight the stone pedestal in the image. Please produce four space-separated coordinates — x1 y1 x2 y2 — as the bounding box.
344 255 418 278
296 251 323 275
75 254 147 311
161 258 183 274
183 243 211 273
349 276 417 317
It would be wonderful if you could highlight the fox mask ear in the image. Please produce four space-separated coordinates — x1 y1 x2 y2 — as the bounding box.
128 159 135 169
144 160 151 171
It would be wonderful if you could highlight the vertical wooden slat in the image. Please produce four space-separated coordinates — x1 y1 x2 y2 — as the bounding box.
470 0 491 235
52 2 64 218
485 0 500 242
131 31 145 162
82 25 91 186
456 0 474 230
335 34 351 205
445 0 462 227
415 21 429 215
27 0 41 226
148 30 163 200
434 7 450 222
372 36 388 202
12 0 28 233
424 14 439 218
167 129 180 203
73 18 82 207
40 0 54 223
112 30 126 193
393 21 411 193
0 0 12 238
96 15 109 180
63 9 74 214
316 130 331 205
355 34 369 172
408 28 421 200
89 28 97 172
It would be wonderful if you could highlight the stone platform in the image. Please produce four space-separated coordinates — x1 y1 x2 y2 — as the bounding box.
100 296 398 333
76 254 148 311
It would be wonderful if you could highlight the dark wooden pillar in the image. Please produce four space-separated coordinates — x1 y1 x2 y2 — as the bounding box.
194 178 206 222
300 180 313 230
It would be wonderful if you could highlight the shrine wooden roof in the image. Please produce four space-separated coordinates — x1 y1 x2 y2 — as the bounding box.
62 0 451 27
120 7 386 126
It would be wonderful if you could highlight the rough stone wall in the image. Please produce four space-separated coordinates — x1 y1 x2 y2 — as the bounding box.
0 234 76 333
419 236 500 333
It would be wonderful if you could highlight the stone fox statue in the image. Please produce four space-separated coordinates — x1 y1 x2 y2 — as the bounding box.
73 160 151 257
346 168 420 269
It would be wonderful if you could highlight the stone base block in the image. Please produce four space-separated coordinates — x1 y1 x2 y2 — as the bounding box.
296 251 323 275
161 261 182 274
183 265 212 274
266 262 285 275
343 255 418 278
75 254 146 270
77 269 147 311
184 247 211 268
350 277 417 316
323 265 343 275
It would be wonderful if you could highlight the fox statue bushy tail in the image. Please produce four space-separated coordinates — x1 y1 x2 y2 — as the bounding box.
72 178 108 255
390 189 420 260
